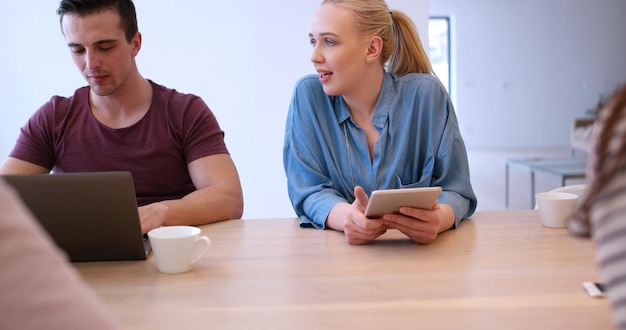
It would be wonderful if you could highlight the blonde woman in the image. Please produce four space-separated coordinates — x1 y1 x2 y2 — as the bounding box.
569 84 626 329
283 0 477 244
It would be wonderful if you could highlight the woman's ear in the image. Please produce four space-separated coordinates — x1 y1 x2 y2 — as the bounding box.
365 36 383 63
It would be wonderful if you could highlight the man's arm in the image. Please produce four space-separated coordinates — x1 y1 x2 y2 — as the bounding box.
0 157 50 174
138 153 244 233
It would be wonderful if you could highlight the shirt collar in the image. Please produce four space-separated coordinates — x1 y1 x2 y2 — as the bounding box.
334 71 395 129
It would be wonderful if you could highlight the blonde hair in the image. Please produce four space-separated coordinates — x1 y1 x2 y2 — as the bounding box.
321 0 433 75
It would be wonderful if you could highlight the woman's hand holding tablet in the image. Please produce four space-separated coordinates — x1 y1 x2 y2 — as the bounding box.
364 187 442 219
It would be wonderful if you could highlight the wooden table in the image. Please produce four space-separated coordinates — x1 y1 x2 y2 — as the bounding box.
75 211 612 330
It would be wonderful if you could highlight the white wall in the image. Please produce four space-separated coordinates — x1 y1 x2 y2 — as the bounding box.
0 0 428 219
430 0 626 149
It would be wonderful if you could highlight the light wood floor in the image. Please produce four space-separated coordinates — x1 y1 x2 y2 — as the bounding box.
467 147 587 211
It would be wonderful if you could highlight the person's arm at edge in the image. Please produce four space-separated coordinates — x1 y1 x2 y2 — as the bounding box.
0 180 119 330
138 153 243 233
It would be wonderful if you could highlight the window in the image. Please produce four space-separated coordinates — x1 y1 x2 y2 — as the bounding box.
429 17 451 96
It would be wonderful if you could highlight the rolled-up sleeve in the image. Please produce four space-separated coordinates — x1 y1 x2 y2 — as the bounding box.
283 77 347 229
430 91 477 227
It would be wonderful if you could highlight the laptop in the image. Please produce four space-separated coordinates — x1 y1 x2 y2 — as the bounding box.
2 171 150 262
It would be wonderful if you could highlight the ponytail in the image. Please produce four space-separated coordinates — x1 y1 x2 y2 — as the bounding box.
387 10 433 75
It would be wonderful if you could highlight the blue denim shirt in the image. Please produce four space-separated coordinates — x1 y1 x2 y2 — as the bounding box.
283 72 477 229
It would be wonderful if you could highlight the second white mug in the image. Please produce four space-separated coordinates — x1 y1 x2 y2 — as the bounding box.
535 192 579 228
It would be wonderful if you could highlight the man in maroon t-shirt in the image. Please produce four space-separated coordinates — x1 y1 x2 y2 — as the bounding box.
0 0 243 234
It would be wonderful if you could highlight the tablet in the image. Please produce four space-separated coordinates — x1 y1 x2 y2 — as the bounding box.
364 186 442 218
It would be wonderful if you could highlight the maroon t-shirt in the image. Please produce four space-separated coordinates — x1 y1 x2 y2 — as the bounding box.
10 81 229 206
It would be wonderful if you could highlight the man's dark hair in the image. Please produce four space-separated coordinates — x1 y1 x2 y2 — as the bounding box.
57 0 138 42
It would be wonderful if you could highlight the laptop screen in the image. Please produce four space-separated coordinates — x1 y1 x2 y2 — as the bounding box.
2 172 148 262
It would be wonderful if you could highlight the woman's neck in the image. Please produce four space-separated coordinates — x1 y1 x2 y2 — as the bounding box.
343 68 384 121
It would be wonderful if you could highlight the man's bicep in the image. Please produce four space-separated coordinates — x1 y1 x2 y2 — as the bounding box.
0 157 49 175
187 154 242 190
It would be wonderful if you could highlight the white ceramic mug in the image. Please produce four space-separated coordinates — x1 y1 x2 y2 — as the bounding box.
535 192 579 228
147 226 211 274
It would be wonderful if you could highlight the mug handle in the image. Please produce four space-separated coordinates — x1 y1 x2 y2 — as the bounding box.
191 236 211 265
